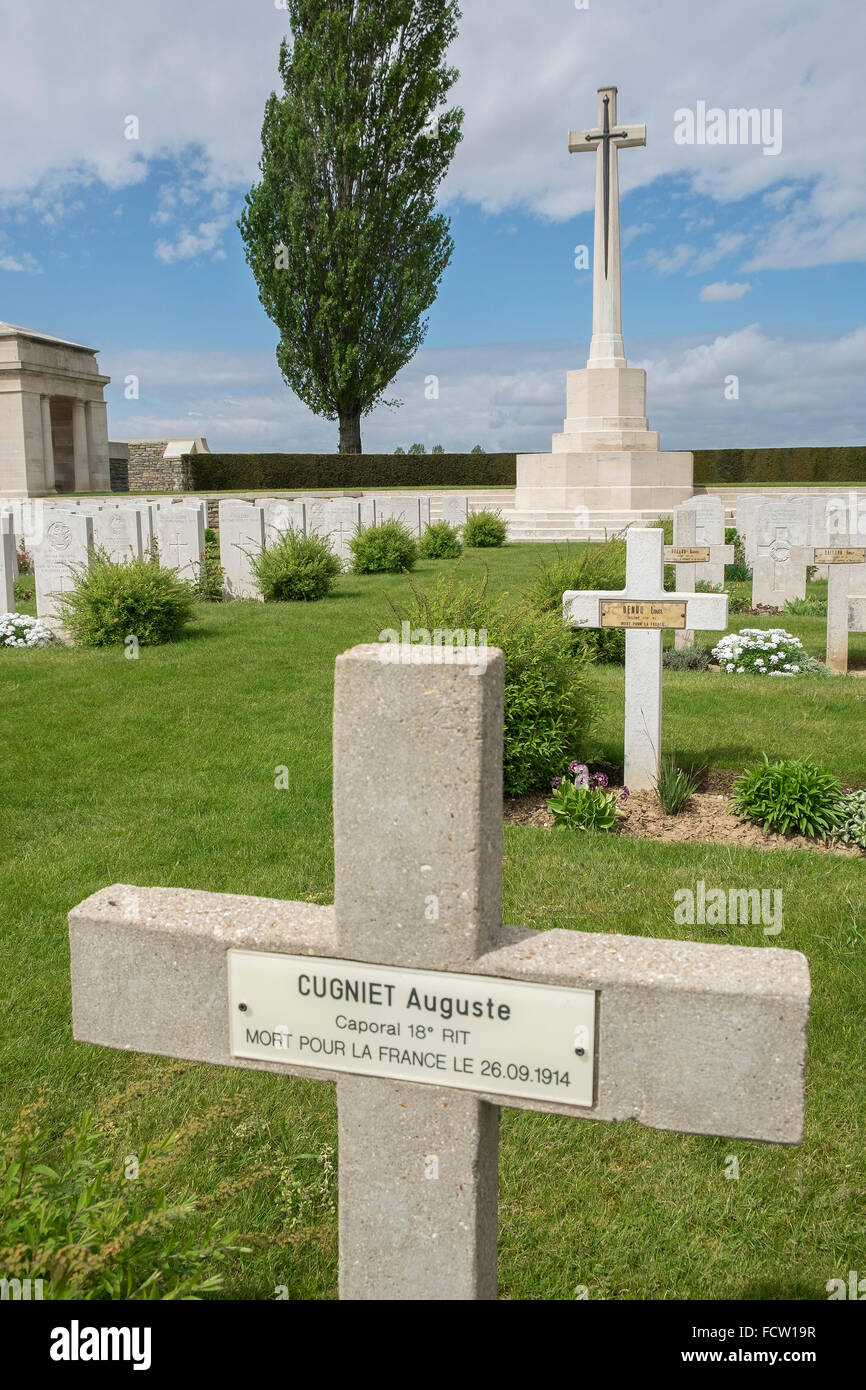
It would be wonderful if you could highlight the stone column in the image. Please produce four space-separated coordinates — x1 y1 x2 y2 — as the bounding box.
589 86 627 370
85 400 111 492
40 396 56 492
72 400 90 492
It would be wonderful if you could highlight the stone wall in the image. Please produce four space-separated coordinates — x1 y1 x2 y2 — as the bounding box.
117 442 194 493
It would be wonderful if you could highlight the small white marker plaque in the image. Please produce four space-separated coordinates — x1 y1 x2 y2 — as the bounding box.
229 951 596 1107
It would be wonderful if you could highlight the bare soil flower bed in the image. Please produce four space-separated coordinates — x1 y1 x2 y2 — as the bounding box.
505 770 863 857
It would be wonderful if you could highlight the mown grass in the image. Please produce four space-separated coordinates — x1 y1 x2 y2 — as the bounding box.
2 544 864 1300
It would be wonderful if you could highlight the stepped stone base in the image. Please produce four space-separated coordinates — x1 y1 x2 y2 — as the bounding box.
515 448 694 515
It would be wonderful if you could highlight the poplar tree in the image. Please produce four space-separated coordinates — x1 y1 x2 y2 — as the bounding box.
239 1 463 454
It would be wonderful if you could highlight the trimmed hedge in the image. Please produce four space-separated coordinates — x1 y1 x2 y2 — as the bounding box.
186 452 517 491
694 447 866 484
180 447 865 493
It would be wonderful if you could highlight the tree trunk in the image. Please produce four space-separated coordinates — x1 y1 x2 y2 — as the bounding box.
338 408 362 454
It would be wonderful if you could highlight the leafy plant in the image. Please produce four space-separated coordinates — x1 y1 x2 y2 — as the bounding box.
655 757 703 814
547 763 628 831
783 596 827 617
730 756 843 838
384 569 596 795
407 442 426 455
712 628 806 675
350 519 418 574
419 520 462 558
652 516 674 544
725 583 752 614
529 537 626 614
0 1097 243 1300
197 527 225 602
662 643 712 671
251 526 342 600
56 550 195 647
16 541 32 573
834 789 866 850
573 626 626 665
725 528 752 582
463 509 507 548
695 580 724 594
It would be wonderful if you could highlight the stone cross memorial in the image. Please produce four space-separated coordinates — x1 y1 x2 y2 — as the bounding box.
564 528 728 789
819 545 866 674
667 506 734 650
68 642 808 1301
157 505 204 581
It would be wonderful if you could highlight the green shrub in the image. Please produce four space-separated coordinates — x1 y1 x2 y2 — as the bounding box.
0 1096 242 1299
694 446 866 485
197 527 224 602
725 528 752 581
725 583 752 614
186 451 516 490
463 509 507 548
662 643 712 670
834 790 866 850
784 596 827 616
655 757 703 814
695 580 724 594
419 521 462 559
251 527 342 600
383 570 596 796
529 538 626 614
652 516 674 544
407 442 426 455
730 756 843 838
350 519 418 574
56 550 195 646
573 626 626 666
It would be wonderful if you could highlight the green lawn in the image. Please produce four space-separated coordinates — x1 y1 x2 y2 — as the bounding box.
2 544 864 1300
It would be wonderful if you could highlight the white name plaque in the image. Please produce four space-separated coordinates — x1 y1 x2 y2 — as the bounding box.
228 951 596 1107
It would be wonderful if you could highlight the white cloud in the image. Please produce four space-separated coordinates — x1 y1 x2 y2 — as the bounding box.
153 217 231 264
0 251 41 273
100 325 866 455
0 0 862 269
699 281 751 301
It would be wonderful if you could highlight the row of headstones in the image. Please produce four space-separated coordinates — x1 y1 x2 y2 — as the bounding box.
1 494 473 626
669 494 866 673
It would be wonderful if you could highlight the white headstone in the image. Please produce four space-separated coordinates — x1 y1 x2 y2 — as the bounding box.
157 507 205 581
262 499 306 539
1 514 15 612
673 495 728 587
735 494 766 567
219 501 266 601
322 499 361 560
438 497 469 529
33 513 94 632
375 495 423 534
752 498 812 608
91 508 144 564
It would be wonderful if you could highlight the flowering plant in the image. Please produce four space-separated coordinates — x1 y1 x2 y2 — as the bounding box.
712 628 805 676
0 613 53 648
548 763 629 831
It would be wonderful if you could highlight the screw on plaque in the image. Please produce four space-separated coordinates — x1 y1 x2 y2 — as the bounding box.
575 1047 585 1056
238 1002 248 1012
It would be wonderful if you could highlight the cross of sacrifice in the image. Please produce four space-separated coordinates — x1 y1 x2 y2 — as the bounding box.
68 642 808 1302
813 545 866 673
564 528 729 790
666 508 735 650
569 86 645 369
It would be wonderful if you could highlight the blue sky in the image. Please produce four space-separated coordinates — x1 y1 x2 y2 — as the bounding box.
1 0 864 453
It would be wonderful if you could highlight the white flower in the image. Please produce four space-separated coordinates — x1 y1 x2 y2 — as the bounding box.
737 666 745 673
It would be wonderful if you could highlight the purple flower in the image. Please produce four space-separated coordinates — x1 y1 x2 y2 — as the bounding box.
619 786 630 802
569 761 590 787
592 772 609 788
551 776 563 788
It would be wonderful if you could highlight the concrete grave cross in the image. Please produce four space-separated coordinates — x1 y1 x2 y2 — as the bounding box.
667 509 734 651
68 643 808 1302
814 545 866 674
563 528 728 789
